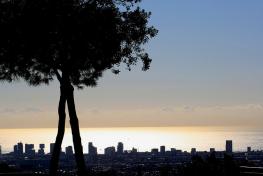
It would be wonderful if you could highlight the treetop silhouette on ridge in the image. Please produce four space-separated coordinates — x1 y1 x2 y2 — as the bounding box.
0 0 157 88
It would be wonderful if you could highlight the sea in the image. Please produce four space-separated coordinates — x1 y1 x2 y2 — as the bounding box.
0 126 263 154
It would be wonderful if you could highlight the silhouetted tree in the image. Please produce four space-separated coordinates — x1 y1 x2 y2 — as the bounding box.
0 0 157 175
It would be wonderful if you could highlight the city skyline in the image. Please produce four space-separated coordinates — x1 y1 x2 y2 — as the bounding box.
0 140 248 155
2 139 255 175
0 126 261 154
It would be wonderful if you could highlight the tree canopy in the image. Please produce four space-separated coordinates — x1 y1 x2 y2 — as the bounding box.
0 0 157 88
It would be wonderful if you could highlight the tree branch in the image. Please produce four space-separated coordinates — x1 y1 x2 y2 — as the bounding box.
54 69 62 83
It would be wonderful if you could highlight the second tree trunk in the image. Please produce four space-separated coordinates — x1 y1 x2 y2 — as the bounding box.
50 86 67 175
66 84 87 176
50 80 87 175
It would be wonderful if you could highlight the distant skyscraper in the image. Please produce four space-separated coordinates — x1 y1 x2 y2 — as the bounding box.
210 148 215 153
160 146 165 155
88 142 97 156
14 145 18 156
38 144 45 156
171 148 176 155
131 147 138 153
40 144 45 149
50 143 55 154
191 148 197 155
226 140 233 153
25 144 35 157
0 145 1 155
117 142 124 155
104 146 115 156
17 142 23 157
247 147 251 153
151 148 158 155
65 146 74 156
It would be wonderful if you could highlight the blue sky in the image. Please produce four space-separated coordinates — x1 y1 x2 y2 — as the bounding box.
0 1 263 128
142 0 263 105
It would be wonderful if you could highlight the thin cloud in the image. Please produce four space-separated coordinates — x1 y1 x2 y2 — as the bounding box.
161 107 175 112
23 107 43 113
90 108 100 115
183 106 195 112
1 108 16 114
211 104 263 111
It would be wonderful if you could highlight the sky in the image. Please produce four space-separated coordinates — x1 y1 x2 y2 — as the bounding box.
1 0 263 128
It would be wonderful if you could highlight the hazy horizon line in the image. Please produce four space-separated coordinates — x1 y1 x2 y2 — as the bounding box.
0 125 262 130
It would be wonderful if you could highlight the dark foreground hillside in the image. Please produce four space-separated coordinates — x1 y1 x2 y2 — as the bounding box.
1 154 257 176
2 152 263 176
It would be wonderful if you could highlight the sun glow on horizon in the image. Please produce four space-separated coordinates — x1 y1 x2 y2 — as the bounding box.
0 126 262 154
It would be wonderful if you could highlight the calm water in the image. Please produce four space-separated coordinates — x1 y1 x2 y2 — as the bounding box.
0 127 263 154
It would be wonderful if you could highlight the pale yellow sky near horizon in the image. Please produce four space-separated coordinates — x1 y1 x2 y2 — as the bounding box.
1 89 263 128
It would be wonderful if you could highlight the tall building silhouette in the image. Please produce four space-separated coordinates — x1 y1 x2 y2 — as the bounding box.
38 144 45 156
0 145 1 155
17 142 23 157
160 146 165 155
210 148 215 153
117 142 124 155
88 142 97 156
191 148 197 155
105 147 115 156
226 140 233 153
65 146 74 156
247 147 252 153
131 147 138 153
50 143 55 154
25 144 35 157
151 148 158 155
171 148 177 155
14 145 18 156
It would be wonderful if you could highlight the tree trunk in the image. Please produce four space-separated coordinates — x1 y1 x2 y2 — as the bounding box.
66 84 87 176
50 86 67 176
